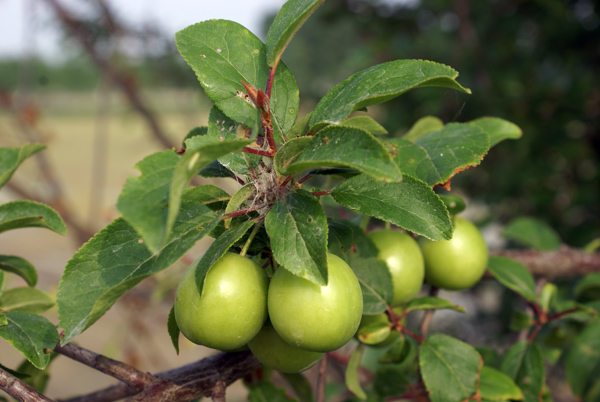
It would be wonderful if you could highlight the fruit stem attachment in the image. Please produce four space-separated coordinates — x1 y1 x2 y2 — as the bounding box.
240 224 262 257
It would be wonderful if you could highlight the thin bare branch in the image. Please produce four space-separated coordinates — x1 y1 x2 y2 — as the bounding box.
0 367 56 402
316 354 328 402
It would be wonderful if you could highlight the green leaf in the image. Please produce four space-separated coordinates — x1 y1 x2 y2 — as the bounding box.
574 273 600 299
266 0 325 67
328 219 355 252
181 126 207 149
0 255 37 286
166 136 251 249
339 116 388 135
469 117 522 148
510 311 534 332
402 116 444 141
58 200 220 345
199 160 236 179
332 174 452 241
566 322 600 397
438 195 466 215
419 334 482 402
191 220 254 296
274 136 313 174
405 296 466 314
282 126 402 182
345 343 367 400
387 122 489 188
0 144 46 188
0 271 3 296
476 346 500 367
357 321 391 345
175 20 299 141
182 185 231 211
167 306 180 355
0 200 67 235
265 189 328 285
479 366 524 401
0 314 6 326
224 183 255 229
0 312 58 369
0 287 54 314
116 150 179 253
487 256 537 302
248 381 298 402
373 365 409 397
310 60 470 129
280 372 314 402
379 335 414 365
14 354 58 394
499 341 545 402
334 253 393 315
539 283 557 312
502 217 561 251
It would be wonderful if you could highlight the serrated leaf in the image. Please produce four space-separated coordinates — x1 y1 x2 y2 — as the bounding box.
339 116 387 135
282 126 402 182
192 220 254 295
0 144 46 188
58 200 220 345
167 306 179 355
479 366 524 401
248 381 298 402
287 113 312 138
309 60 470 129
181 126 208 150
0 200 66 235
499 341 545 402
346 343 367 400
566 322 600 397
225 184 255 229
0 312 58 369
332 174 452 241
405 296 466 313
265 189 328 285
274 136 313 174
387 123 489 188
182 185 231 211
470 117 522 148
0 287 54 314
175 20 299 142
0 255 37 286
344 254 393 314
198 159 236 179
487 256 537 302
280 372 314 402
373 365 409 397
438 195 466 215
420 334 482 402
266 0 325 67
402 116 444 141
502 217 561 251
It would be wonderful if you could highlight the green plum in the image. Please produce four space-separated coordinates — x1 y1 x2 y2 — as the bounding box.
174 252 268 350
268 253 363 352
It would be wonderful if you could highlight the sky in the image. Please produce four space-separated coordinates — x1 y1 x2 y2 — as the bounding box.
0 0 288 60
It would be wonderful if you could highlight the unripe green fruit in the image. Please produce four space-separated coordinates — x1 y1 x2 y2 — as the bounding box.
248 321 324 373
419 217 488 290
174 253 268 351
368 230 424 305
268 253 363 352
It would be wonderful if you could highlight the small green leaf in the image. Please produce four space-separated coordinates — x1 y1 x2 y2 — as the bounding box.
0 255 37 286
192 220 254 296
339 116 388 135
224 184 255 229
0 287 54 314
248 381 298 402
479 366 524 401
502 217 561 251
280 372 314 402
420 334 482 402
274 136 313 174
282 126 401 182
332 174 452 241
405 296 466 314
373 365 409 397
0 200 66 235
182 185 231 211
438 195 466 215
265 189 328 285
266 0 325 67
469 117 522 148
181 126 208 149
167 306 180 355
310 60 470 129
0 314 6 326
0 144 46 188
509 311 534 332
58 200 220 344
287 113 313 138
487 256 537 302
346 343 367 400
566 322 600 397
574 273 600 299
539 283 557 312
387 123 489 188
402 116 444 141
342 254 393 315
357 321 391 345
0 312 58 369
379 336 414 366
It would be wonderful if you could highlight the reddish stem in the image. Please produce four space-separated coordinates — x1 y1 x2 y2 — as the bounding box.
297 174 312 184
279 175 293 188
402 327 426 344
242 147 274 157
265 65 278 99
528 324 543 343
311 191 331 196
546 307 582 321
222 203 266 220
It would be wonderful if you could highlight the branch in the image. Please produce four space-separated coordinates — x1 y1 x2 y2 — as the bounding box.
491 246 600 279
0 367 56 402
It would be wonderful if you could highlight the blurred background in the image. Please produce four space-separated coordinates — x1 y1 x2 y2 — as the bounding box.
0 0 598 400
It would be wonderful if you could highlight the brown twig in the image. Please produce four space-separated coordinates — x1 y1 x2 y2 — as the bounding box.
0 367 56 402
419 287 439 339
211 379 227 402
316 354 328 402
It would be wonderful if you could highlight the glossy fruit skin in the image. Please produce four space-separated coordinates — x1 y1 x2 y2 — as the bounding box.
419 217 488 290
174 252 268 351
248 321 324 373
268 253 363 352
369 230 424 305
